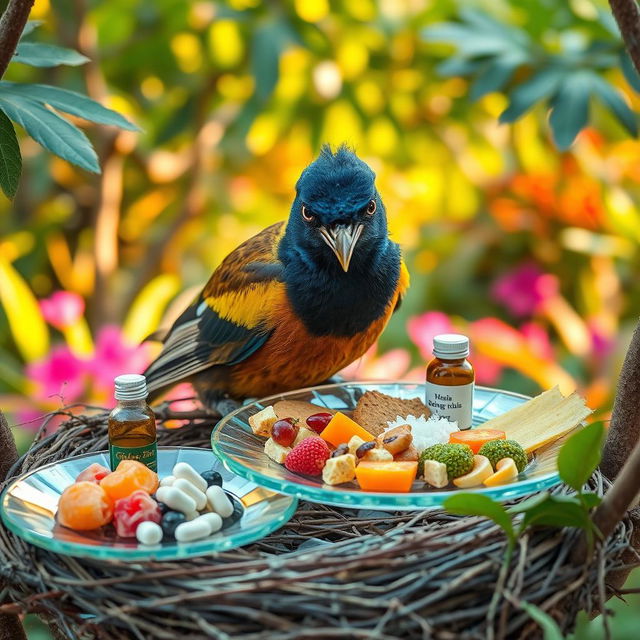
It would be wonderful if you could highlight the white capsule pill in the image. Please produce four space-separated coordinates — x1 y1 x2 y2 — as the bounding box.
155 486 197 515
173 478 207 511
184 510 199 521
136 521 163 545
206 485 234 518
160 475 175 487
198 512 223 533
174 517 212 542
173 462 207 493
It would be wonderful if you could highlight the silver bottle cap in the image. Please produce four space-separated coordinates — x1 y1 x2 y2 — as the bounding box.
114 374 148 401
432 334 469 359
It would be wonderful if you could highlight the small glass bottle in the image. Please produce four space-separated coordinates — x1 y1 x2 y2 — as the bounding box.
425 334 475 430
108 374 158 472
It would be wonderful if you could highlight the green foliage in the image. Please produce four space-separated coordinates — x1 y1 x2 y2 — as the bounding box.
444 493 516 545
518 601 564 640
558 422 606 492
0 110 21 198
0 21 137 199
424 6 640 149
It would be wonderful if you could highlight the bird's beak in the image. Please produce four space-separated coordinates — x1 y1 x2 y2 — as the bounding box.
318 223 365 272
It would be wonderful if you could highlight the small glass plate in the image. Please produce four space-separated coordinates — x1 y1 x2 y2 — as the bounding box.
0 447 298 561
212 382 563 510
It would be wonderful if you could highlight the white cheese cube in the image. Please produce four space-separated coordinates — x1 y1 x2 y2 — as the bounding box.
264 437 291 464
347 435 366 457
422 460 449 488
363 448 394 462
292 426 316 447
248 406 278 437
322 454 356 485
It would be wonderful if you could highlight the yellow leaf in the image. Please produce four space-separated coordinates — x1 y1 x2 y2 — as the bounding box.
0 255 49 362
122 274 182 344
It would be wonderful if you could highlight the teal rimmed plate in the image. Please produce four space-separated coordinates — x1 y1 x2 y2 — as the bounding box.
212 382 563 510
0 447 297 561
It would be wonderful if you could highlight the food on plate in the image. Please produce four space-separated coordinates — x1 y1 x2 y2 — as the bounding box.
293 426 317 446
358 444 393 462
394 445 419 462
273 400 336 423
57 482 114 530
75 463 111 484
478 440 528 473
161 510 186 539
100 459 159 502
385 414 459 452
206 485 234 517
418 443 474 480
348 435 367 457
477 386 592 453
322 453 357 485
453 455 494 488
449 429 506 453
483 458 519 486
173 478 207 510
200 470 223 487
136 520 163 545
113 490 161 537
175 516 215 542
248 405 278 437
271 418 299 446
306 412 333 434
155 486 197 514
353 390 430 436
422 460 449 488
264 437 291 463
377 424 412 455
355 461 418 492
319 412 374 448
284 437 331 475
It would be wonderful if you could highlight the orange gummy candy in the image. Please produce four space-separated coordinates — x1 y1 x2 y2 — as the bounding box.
57 481 113 530
99 460 159 502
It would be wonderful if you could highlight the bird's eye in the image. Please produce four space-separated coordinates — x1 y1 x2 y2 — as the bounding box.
301 204 315 222
366 199 376 215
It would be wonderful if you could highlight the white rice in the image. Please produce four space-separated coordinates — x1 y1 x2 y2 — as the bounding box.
384 414 459 453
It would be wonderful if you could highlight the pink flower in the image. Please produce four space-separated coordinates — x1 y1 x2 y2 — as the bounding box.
39 291 85 329
26 345 86 403
86 326 151 402
520 322 554 361
491 263 559 317
340 345 420 381
407 311 454 360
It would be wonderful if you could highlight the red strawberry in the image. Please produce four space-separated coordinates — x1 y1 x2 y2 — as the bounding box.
284 437 331 476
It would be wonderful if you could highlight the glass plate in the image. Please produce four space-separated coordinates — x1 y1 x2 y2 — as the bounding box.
0 447 297 561
212 382 563 510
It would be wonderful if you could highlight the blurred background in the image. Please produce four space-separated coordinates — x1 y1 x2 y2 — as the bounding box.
1 0 639 637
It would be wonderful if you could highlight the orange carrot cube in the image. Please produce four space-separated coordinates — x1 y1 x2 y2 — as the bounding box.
319 412 374 448
355 461 418 493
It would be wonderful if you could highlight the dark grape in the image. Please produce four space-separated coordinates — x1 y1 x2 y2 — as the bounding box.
161 511 186 539
201 470 223 487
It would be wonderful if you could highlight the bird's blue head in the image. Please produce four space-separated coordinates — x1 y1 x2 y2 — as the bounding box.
281 144 389 273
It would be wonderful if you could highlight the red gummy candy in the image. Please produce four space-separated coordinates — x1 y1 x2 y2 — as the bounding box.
113 490 161 538
76 463 110 484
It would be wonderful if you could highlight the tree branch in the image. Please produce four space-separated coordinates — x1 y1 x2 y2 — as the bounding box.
609 0 640 75
0 0 34 80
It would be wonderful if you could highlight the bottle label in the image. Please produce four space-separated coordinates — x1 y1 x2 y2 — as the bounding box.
109 440 158 472
425 382 474 430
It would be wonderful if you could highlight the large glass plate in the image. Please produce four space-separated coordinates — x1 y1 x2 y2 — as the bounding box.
212 382 563 510
0 447 297 561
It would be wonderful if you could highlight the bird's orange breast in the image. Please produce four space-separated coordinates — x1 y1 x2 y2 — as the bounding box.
226 292 399 398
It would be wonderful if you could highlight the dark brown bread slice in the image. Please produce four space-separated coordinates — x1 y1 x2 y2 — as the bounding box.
352 390 430 436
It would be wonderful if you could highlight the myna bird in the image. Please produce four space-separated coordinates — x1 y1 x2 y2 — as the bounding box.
144 145 409 408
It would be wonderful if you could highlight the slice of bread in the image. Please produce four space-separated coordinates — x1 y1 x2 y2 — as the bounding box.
352 391 430 436
273 400 337 424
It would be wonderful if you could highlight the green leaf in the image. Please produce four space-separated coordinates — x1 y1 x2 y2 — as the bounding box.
444 493 515 544
620 52 640 93
436 57 483 77
522 495 592 530
12 42 89 68
0 109 22 199
579 493 602 509
549 71 591 149
0 95 99 173
0 82 139 131
518 601 563 640
557 421 605 491
500 66 566 123
20 21 42 39
470 56 523 102
590 74 638 136
507 491 550 514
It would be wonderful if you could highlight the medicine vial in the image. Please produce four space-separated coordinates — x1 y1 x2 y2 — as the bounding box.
108 374 158 471
425 334 474 430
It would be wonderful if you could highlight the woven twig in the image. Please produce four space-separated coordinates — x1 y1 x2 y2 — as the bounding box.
0 407 636 640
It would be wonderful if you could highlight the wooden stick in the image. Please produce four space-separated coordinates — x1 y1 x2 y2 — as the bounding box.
609 0 640 76
0 0 34 80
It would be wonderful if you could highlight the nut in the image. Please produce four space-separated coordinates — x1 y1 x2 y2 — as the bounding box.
378 425 413 454
355 441 377 459
332 444 349 458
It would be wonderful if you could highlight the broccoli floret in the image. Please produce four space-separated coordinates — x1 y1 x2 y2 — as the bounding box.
418 443 474 480
478 439 528 473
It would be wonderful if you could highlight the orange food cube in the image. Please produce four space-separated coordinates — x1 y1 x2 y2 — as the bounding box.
320 412 374 448
355 461 417 493
57 481 113 530
100 460 159 502
449 429 506 453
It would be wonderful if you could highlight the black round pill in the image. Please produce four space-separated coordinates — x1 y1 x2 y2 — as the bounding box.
161 511 186 539
201 470 223 487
